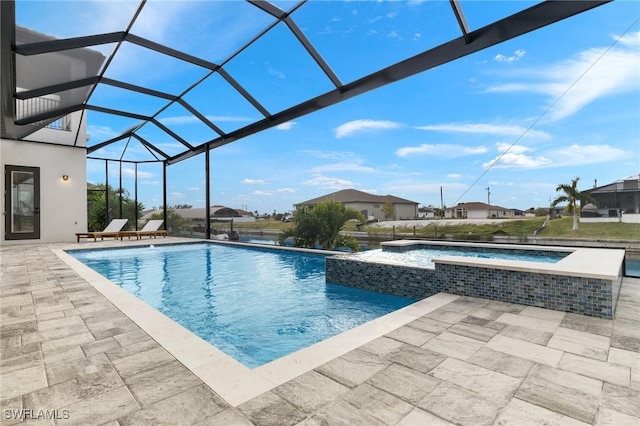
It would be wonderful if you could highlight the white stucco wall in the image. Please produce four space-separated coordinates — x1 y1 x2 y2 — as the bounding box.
1 139 87 243
468 210 488 219
394 204 417 220
580 217 620 223
622 213 640 224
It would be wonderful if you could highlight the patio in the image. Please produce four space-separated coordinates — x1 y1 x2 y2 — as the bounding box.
1 239 638 425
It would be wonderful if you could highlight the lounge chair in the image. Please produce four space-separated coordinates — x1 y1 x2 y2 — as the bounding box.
119 219 167 240
76 219 128 242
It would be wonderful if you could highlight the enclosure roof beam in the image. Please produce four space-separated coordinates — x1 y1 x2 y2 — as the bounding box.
15 76 100 100
449 0 471 43
14 32 125 55
167 0 610 165
101 78 178 101
87 133 132 154
14 103 83 125
151 118 195 150
133 133 170 159
177 98 226 137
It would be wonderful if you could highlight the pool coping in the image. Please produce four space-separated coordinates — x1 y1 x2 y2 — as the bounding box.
52 241 458 407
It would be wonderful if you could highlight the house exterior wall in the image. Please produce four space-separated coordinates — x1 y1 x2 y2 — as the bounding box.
345 202 384 221
394 203 417 220
344 202 417 221
1 139 87 243
467 209 488 219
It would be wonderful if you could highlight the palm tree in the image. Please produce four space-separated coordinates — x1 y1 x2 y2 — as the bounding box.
551 176 596 231
278 200 366 251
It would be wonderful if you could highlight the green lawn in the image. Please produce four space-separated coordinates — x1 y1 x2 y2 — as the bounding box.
366 218 547 239
538 216 640 239
236 216 639 241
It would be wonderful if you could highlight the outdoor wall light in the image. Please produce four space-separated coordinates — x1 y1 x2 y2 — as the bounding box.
62 175 69 181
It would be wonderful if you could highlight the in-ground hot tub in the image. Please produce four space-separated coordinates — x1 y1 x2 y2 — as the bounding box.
326 240 625 318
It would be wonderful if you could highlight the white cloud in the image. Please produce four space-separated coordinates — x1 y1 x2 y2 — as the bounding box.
241 179 267 185
395 144 487 157
482 143 551 169
187 187 200 191
483 153 551 169
302 150 359 161
251 188 296 196
276 121 296 130
617 31 640 48
495 143 530 154
168 192 186 202
414 123 550 140
268 66 285 80
335 119 402 138
447 174 462 179
482 143 626 169
485 32 640 121
494 49 526 63
117 168 155 179
159 115 253 125
303 176 355 190
551 144 627 167
87 125 120 139
312 163 374 174
276 188 296 193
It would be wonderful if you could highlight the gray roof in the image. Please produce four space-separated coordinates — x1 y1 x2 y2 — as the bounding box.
446 202 512 212
297 189 418 207
141 206 240 221
583 174 640 194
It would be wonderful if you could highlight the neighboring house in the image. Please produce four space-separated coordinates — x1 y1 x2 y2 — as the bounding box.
1 27 105 243
296 189 419 222
444 202 525 219
581 175 640 217
417 206 436 219
141 205 255 224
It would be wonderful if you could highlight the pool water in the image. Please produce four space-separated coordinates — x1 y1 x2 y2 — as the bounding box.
70 243 414 368
353 247 566 268
626 260 640 277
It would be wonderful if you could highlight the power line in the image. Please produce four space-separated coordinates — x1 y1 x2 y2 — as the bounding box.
452 16 640 206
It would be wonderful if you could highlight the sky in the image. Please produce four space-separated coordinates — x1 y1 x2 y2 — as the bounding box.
17 0 640 214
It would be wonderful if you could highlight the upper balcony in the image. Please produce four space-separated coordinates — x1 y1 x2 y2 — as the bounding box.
4 26 105 146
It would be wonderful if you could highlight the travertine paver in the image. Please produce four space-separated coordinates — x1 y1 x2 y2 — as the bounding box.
367 363 440 404
430 358 522 405
516 364 602 424
1 241 639 426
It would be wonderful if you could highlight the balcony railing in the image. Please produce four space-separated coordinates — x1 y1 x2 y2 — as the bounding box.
15 95 72 131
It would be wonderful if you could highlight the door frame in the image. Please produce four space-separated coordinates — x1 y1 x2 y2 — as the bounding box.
4 165 41 240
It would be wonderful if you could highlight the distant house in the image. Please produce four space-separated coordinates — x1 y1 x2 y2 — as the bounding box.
141 206 255 223
296 189 419 222
581 175 640 218
417 206 436 219
444 202 525 219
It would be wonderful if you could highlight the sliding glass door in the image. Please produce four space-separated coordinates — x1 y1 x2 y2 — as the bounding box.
5 165 40 240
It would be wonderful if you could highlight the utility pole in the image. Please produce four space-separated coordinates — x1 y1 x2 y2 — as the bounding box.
486 187 491 218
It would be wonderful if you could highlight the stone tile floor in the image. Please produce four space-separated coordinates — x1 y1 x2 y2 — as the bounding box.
1 242 638 425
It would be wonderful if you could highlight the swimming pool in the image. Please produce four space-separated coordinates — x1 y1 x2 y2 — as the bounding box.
70 243 414 368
